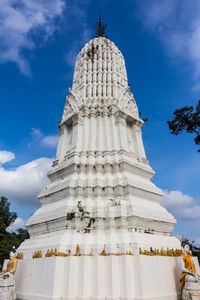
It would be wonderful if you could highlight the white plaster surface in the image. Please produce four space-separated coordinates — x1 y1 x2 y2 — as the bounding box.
182 282 200 300
182 277 200 300
15 256 182 300
0 273 16 300
18 36 180 256
16 36 183 299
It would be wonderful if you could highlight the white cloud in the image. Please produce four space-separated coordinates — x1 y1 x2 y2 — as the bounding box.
137 0 200 90
0 150 15 164
31 128 42 137
162 190 200 220
29 128 58 148
162 190 194 208
42 135 58 147
0 155 53 205
7 217 25 232
0 0 65 75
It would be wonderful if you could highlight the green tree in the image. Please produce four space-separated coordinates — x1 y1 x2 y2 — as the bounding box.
16 228 29 241
0 196 17 234
167 100 200 152
0 196 29 270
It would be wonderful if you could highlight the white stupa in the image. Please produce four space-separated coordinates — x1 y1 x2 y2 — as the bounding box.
16 18 182 300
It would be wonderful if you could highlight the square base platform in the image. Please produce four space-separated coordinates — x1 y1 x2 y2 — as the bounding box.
5 255 192 300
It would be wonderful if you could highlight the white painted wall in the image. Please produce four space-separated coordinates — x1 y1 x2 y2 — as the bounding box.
14 256 183 300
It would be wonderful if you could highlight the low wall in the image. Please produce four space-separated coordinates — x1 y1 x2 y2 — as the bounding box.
8 255 186 300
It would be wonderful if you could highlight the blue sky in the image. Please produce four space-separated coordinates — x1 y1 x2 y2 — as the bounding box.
0 0 200 244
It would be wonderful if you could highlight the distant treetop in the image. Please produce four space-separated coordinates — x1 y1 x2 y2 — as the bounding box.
167 100 200 152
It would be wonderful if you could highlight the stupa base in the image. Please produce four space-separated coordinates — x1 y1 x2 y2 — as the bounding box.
10 256 186 300
17 229 181 259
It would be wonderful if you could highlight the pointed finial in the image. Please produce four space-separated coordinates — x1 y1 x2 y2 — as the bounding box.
94 9 107 37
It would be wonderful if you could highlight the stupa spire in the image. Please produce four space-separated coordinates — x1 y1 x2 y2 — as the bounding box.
95 9 107 37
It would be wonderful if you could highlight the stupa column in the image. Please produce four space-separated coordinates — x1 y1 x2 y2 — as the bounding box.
83 108 90 151
132 122 147 159
93 62 97 100
112 56 117 98
88 59 92 99
96 112 103 151
116 112 129 151
111 113 120 151
53 127 64 166
75 116 84 152
82 59 87 99
103 72 107 97
99 112 105 151
56 124 72 162
70 115 79 152
104 110 112 151
90 107 96 151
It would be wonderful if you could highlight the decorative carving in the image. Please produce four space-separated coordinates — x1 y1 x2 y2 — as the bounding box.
139 247 182 256
75 244 80 256
42 247 133 257
32 250 42 259
99 249 133 256
62 89 81 121
94 12 107 37
72 37 128 99
62 100 73 120
16 252 23 259
117 88 139 118
86 43 99 62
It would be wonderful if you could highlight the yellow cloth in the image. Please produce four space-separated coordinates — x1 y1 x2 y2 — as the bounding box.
6 257 18 275
180 252 197 293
